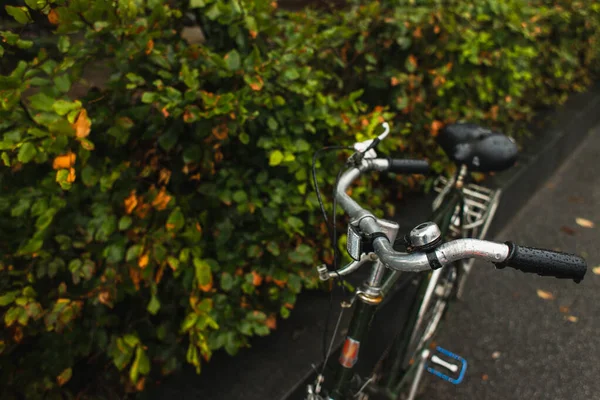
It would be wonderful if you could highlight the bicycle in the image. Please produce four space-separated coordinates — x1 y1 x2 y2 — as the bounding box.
305 122 587 400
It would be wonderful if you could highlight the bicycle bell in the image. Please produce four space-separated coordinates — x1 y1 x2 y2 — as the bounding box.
408 222 442 250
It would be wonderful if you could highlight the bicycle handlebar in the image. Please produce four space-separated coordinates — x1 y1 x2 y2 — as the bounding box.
334 158 587 283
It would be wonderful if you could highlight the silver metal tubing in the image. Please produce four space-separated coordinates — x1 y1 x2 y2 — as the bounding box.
335 161 511 273
434 238 509 265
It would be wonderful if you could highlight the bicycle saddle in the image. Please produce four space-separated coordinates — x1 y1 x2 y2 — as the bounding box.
437 122 518 172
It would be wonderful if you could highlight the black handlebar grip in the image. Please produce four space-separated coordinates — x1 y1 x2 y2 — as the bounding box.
495 242 587 283
387 158 429 175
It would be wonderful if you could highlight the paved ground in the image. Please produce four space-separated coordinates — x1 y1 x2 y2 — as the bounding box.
422 127 600 399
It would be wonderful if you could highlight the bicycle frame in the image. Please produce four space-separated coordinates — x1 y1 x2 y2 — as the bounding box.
325 175 465 400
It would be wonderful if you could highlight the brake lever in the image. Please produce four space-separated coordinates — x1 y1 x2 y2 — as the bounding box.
348 122 391 165
316 252 378 281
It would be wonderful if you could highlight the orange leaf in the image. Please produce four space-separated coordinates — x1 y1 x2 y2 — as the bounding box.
52 152 76 170
199 279 213 292
252 271 263 286
212 125 229 140
135 377 146 391
430 120 443 137
390 77 400 86
284 302 294 310
124 191 138 214
413 27 423 38
48 9 59 25
72 109 91 138
146 39 154 55
575 217 594 228
249 30 258 39
273 279 286 288
135 203 151 219
67 167 76 183
56 368 72 387
98 290 112 307
266 314 277 330
138 253 149 269
129 268 141 290
408 55 418 69
158 169 171 185
151 187 172 210
249 76 264 91
536 289 554 300
155 264 166 284
161 107 170 118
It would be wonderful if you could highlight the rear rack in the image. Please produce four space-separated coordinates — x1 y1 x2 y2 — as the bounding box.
432 176 501 240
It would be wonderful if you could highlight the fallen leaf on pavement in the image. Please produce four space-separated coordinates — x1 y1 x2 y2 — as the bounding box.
593 266 600 275
568 196 585 204
566 315 578 323
559 306 569 313
537 289 554 300
560 226 576 235
575 218 595 228
482 374 489 381
492 351 501 359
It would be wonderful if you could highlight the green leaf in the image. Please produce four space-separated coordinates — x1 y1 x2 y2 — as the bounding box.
55 169 72 190
1 153 10 166
5 6 32 24
28 92 54 111
0 291 19 306
269 150 284 166
119 215 132 231
220 272 233 291
286 216 304 230
54 75 71 93
267 117 278 131
194 258 212 288
57 368 72 386
18 238 43 255
225 50 241 71
181 313 198 331
126 245 143 262
141 92 156 104
266 241 280 256
24 0 43 10
189 0 206 8
166 207 185 231
205 3 221 20
147 295 161 315
239 132 250 144
182 145 201 163
130 346 150 383
18 143 37 163
53 100 81 116
58 36 70 53
232 190 247 203
104 243 125 264
283 69 300 81
16 40 33 49
81 165 99 187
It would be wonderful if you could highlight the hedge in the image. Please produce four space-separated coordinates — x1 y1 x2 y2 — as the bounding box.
0 0 598 397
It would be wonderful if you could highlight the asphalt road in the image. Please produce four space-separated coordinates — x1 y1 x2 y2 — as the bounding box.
421 127 600 399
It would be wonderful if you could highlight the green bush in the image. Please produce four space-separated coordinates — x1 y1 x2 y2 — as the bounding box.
0 0 598 397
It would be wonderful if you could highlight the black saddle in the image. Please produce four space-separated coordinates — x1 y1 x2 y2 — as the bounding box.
437 123 518 172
